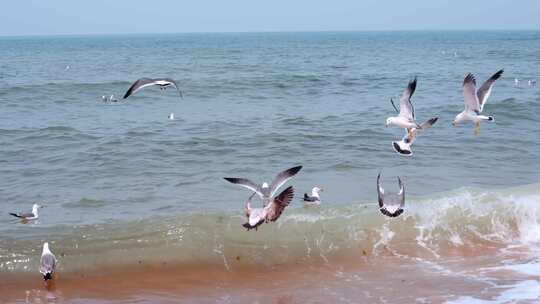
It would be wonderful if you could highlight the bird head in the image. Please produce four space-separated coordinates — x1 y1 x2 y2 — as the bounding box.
261 182 269 189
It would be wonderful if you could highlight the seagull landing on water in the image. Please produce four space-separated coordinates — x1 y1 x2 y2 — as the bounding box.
123 78 183 99
303 187 323 205
243 186 294 231
377 173 405 218
392 117 438 156
40 242 57 281
9 203 43 220
452 69 503 136
386 78 422 131
224 165 302 206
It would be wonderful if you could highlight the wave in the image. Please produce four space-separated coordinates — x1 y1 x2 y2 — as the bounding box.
1 183 539 277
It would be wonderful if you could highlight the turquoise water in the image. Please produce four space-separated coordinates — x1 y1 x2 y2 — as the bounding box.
1 32 540 296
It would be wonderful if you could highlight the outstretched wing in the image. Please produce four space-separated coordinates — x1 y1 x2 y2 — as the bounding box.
266 186 294 222
123 78 157 99
463 73 480 112
223 178 262 197
377 173 385 208
477 69 503 112
269 166 302 197
399 78 417 120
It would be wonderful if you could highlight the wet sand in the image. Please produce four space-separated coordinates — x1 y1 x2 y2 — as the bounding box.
1 246 519 304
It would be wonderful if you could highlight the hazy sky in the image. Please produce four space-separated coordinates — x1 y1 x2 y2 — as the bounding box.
1 0 539 36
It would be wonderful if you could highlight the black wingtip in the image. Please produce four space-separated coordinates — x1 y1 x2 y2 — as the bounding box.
286 165 302 176
43 273 52 281
409 77 417 94
464 73 476 85
223 177 239 184
429 117 439 125
492 69 504 80
9 213 21 218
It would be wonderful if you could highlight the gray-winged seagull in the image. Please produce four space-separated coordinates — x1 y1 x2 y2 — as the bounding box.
386 77 421 131
452 69 503 135
377 173 405 218
9 203 43 220
392 117 438 156
303 187 323 205
224 165 302 206
123 78 183 99
40 242 57 281
243 186 294 231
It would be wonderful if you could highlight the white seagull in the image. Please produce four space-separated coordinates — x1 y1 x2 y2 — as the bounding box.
392 117 438 156
168 113 175 120
386 78 422 131
224 165 302 206
303 187 323 205
40 242 57 281
377 173 405 218
9 203 43 220
123 78 183 99
243 186 294 230
452 70 503 135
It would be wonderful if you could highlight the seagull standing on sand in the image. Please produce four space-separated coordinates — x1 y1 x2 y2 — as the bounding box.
243 186 295 230
224 165 302 206
452 70 503 135
303 187 323 205
377 173 405 218
9 203 43 220
386 77 421 131
392 117 438 156
123 78 183 99
40 242 57 281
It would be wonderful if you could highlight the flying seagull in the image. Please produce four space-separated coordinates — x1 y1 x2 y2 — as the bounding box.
243 186 294 231
9 203 43 220
386 77 422 131
303 187 323 205
40 242 57 281
224 165 302 206
452 69 503 135
123 78 183 99
377 173 405 218
392 117 438 156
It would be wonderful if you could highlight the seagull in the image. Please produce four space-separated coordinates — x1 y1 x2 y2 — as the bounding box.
101 95 118 102
392 117 438 156
9 203 43 220
529 79 536 87
168 113 175 120
224 165 302 206
123 78 183 99
243 186 294 231
452 70 503 135
386 78 422 132
303 187 323 205
40 242 57 281
514 78 520 87
377 173 405 218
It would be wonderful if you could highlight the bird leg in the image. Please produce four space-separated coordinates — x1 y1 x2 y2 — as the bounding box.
474 122 480 136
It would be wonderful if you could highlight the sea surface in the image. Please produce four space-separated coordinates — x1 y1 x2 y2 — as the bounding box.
1 31 540 303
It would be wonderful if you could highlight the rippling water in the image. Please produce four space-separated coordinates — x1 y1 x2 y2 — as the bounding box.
1 31 540 303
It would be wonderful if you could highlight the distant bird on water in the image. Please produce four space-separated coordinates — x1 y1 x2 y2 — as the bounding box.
40 242 57 281
9 203 43 220
377 173 405 218
123 78 183 99
168 113 175 120
452 69 503 135
303 187 323 205
224 165 302 206
243 186 295 230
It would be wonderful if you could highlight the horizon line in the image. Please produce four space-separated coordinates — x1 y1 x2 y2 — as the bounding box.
1 28 539 38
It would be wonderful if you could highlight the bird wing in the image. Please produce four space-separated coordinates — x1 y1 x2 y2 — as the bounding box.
398 78 417 120
377 173 385 208
123 78 158 99
477 69 503 112
224 178 262 197
265 186 294 222
162 78 184 99
463 73 480 112
269 166 302 197
397 176 405 209
40 253 56 275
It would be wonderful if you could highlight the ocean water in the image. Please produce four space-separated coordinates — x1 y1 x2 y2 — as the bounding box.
1 31 540 303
